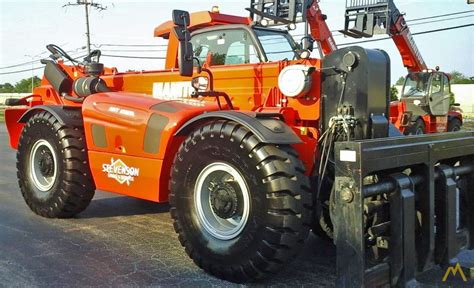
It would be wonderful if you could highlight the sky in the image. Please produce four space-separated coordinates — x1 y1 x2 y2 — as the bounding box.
0 0 473 85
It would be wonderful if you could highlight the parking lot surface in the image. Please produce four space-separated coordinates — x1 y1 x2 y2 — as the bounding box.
0 124 473 287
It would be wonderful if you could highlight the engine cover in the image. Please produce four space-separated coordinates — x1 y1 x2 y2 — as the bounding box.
81 92 220 202
321 46 391 140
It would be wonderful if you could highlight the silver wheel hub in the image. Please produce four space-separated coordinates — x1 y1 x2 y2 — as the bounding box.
194 162 250 240
29 139 58 193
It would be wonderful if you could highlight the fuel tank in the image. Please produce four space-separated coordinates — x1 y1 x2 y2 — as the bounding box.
82 92 220 202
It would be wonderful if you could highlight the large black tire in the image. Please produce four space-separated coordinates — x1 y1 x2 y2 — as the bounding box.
406 118 425 135
448 118 462 132
169 120 311 283
17 111 95 218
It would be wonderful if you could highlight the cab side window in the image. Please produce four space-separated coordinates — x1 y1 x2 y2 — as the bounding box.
442 74 450 95
431 73 442 95
190 29 261 66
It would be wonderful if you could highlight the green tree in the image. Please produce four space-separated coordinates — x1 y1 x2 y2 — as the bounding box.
0 83 15 93
13 76 41 93
449 70 474 84
390 85 399 101
395 76 405 85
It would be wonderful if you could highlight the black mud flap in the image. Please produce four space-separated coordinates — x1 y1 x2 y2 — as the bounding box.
333 131 474 287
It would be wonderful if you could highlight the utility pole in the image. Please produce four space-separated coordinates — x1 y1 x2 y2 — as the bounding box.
63 0 107 54
24 53 43 93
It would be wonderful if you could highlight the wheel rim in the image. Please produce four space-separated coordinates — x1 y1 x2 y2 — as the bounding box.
29 139 58 193
194 162 250 240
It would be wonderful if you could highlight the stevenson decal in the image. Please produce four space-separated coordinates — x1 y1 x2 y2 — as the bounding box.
102 158 140 186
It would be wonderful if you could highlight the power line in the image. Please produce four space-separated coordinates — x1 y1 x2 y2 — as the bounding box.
0 55 87 76
0 49 85 70
406 10 474 22
0 66 44 75
93 43 168 48
0 59 44 70
101 54 166 59
338 23 474 47
100 49 168 53
408 15 474 27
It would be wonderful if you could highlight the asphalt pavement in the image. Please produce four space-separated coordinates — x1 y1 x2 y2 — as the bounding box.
0 124 473 287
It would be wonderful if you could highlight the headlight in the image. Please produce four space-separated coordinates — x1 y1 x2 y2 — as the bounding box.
192 76 209 92
278 65 313 98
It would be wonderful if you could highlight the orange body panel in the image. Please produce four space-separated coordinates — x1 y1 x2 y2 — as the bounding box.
82 92 221 202
4 107 27 149
98 58 322 121
89 151 164 202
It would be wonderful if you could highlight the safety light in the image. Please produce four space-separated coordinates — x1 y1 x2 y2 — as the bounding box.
211 6 220 13
260 19 269 27
299 50 311 59
287 23 297 31
192 76 209 92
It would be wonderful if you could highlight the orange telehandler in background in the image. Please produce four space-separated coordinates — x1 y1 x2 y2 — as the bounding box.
3 0 474 286
341 0 463 135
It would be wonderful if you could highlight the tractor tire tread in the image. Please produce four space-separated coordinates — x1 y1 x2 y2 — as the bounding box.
17 111 95 218
169 120 311 283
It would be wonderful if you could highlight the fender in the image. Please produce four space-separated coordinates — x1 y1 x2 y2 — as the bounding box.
19 105 83 127
175 110 302 144
448 111 463 124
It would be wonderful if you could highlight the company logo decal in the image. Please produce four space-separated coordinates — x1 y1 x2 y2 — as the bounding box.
153 81 193 100
102 158 140 186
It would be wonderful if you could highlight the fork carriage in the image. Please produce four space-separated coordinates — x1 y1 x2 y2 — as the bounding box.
334 131 474 286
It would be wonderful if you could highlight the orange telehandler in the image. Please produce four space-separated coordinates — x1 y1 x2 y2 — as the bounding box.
3 0 474 286
341 0 463 135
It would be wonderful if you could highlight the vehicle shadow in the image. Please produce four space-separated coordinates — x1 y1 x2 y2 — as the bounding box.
74 192 474 287
78 194 170 219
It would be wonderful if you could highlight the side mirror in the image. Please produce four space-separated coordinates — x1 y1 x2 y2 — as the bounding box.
172 10 194 77
172 9 190 27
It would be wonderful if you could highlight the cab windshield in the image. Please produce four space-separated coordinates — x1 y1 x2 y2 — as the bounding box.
254 28 298 62
189 27 298 66
402 73 431 97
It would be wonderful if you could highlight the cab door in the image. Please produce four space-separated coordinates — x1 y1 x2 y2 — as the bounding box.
190 26 278 110
428 73 451 116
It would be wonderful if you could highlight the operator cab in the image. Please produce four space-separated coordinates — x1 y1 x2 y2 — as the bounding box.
190 25 299 66
401 72 451 116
